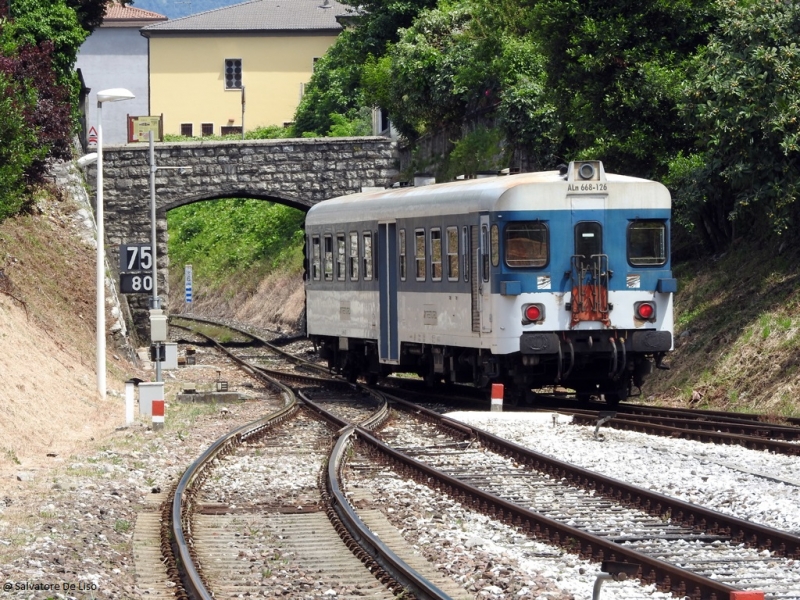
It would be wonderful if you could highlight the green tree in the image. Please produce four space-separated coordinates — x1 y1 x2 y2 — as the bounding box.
671 0 800 248
167 199 306 284
528 0 719 178
293 0 436 136
0 71 46 219
3 0 87 87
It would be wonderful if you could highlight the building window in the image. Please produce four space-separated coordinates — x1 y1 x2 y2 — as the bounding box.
430 228 442 281
221 126 242 136
224 58 242 89
180 123 193 137
201 123 214 137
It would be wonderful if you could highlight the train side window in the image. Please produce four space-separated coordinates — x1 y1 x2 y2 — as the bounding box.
311 235 321 281
399 229 407 281
349 232 359 280
462 226 470 282
505 222 549 268
628 220 667 266
363 231 373 280
415 229 426 281
431 228 442 281
323 234 333 281
336 233 346 281
447 226 459 281
490 224 500 267
481 225 490 282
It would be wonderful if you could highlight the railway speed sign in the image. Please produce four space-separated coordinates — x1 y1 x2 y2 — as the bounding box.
120 243 152 272
120 272 153 294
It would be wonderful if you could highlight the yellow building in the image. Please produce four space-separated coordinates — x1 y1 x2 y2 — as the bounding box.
141 0 349 136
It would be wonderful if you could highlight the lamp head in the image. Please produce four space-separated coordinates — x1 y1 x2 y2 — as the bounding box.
97 88 135 104
77 153 98 168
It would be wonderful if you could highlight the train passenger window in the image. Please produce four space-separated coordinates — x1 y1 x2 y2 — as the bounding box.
574 222 602 269
349 232 359 280
447 227 459 281
490 225 500 267
336 233 346 281
462 226 470 282
431 228 442 281
323 235 333 281
505 222 548 268
399 229 407 281
481 225 490 282
415 229 426 281
628 220 667 266
311 235 321 281
363 232 373 280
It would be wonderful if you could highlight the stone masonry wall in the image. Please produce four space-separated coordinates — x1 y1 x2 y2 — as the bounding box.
85 136 398 340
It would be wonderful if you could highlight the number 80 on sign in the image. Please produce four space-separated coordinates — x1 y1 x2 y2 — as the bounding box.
120 272 153 294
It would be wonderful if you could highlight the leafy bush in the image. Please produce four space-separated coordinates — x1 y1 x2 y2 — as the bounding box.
673 0 800 246
167 199 306 288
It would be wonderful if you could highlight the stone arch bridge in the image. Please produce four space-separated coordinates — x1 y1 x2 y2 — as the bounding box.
88 137 398 341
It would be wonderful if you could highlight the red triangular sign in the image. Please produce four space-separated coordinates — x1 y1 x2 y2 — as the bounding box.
88 126 98 144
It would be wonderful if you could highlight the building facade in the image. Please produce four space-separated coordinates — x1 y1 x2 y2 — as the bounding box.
75 3 167 146
141 0 348 137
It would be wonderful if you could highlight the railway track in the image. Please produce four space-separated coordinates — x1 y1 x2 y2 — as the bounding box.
381 380 800 457
166 317 460 599
165 315 799 598
369 395 800 599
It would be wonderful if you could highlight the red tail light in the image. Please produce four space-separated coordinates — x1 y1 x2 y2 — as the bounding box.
523 304 544 323
636 302 655 320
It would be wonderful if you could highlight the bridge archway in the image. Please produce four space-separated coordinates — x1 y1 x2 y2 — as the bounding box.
89 137 398 341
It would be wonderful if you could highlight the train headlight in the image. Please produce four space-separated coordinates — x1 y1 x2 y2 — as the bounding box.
635 301 656 322
522 303 545 324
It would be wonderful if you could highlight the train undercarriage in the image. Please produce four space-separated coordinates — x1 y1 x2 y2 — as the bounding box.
312 331 670 407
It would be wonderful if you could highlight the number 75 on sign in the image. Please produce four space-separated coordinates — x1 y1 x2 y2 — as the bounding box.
119 243 153 272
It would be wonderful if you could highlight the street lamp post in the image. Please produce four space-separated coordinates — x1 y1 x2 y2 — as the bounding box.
148 130 191 383
95 88 134 399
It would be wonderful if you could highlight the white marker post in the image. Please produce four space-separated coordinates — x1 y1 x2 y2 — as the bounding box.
491 383 504 412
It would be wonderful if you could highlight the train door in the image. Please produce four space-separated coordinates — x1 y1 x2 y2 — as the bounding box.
378 222 399 362
470 214 492 334
570 196 610 326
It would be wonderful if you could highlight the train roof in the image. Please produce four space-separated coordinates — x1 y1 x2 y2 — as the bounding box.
305 163 670 226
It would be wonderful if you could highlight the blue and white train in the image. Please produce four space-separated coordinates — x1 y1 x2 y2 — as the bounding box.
304 160 676 405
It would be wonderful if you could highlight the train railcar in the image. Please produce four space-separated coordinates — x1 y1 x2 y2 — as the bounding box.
304 160 676 405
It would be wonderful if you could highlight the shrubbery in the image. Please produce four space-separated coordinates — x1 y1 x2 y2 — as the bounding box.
0 0 112 222
296 0 800 251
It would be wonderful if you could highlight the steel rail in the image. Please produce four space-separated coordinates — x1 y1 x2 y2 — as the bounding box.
563 411 800 456
171 314 332 377
171 374 298 599
300 391 454 600
330 428 452 599
170 317 434 598
351 421 739 599
380 392 798 599
567 409 800 439
616 402 800 428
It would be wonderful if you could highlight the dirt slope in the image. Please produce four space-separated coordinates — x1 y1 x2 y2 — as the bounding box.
0 163 148 476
